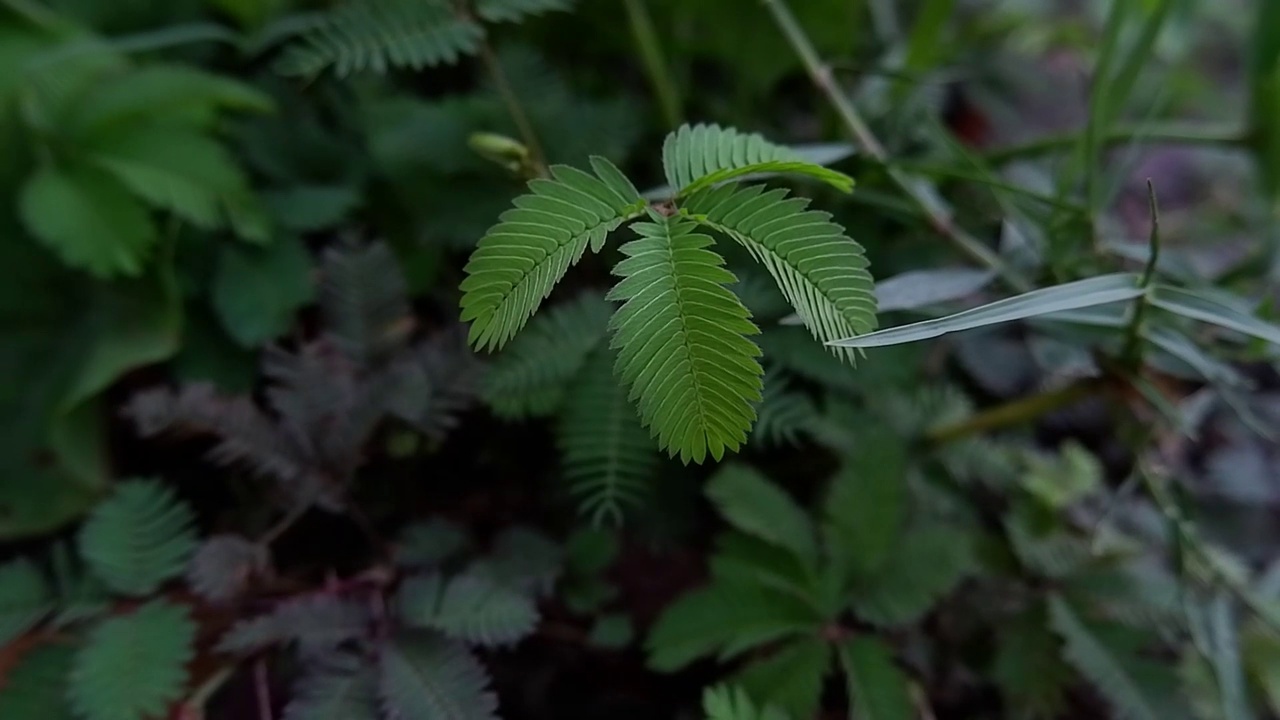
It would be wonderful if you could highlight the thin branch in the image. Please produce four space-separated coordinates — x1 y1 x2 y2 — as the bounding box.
1120 180 1161 367
622 0 683 129
760 0 1030 292
925 378 1105 445
984 122 1248 165
477 40 546 175
254 660 273 720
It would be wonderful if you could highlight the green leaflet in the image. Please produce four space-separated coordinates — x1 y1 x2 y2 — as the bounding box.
397 570 539 647
76 479 197 597
839 637 913 720
19 162 156 279
735 638 830 719
0 558 53 647
477 0 575 23
69 601 195 720
212 236 316 348
663 123 853 194
684 183 876 363
460 159 645 352
607 214 763 463
703 685 791 720
378 633 499 720
277 0 484 77
282 652 380 720
706 464 817 564
0 643 76 720
558 347 656 525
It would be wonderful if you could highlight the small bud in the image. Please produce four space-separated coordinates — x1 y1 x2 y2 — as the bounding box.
468 132 529 169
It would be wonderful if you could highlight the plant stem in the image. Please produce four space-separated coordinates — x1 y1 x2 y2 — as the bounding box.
478 40 547 173
622 0 683 129
925 378 1104 445
1120 181 1161 367
760 0 1030 292
985 122 1248 165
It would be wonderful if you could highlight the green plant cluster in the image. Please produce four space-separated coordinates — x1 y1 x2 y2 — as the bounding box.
5 1 1280 719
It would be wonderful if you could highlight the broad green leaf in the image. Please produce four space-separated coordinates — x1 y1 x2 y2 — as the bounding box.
69 64 272 136
706 464 817 563
830 274 1144 348
735 638 830 719
19 163 156 279
1150 285 1280 347
839 637 913 720
703 684 790 720
0 559 52 646
212 236 315 348
852 524 973 626
992 604 1070 720
378 633 498 720
0 642 75 720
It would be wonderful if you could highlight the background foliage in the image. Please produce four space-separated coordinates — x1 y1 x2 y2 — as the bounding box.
3 0 1280 719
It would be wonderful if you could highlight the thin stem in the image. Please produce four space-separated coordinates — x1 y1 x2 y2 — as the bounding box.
925 378 1104 445
478 40 546 173
254 660 273 720
622 0 683 129
258 504 308 546
760 0 1030 292
1120 181 1161 367
985 122 1248 165
178 665 237 720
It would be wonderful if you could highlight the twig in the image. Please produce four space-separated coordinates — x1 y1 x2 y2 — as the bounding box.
760 0 1030 292
984 122 1248 165
254 660 272 720
258 504 309 546
176 665 237 720
477 39 546 174
622 0 683 129
1120 180 1160 367
925 378 1105 446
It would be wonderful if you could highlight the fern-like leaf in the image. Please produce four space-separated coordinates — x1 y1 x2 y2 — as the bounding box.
0 558 52 647
386 328 482 442
484 527 563 595
186 535 268 604
320 242 411 366
378 633 499 720
477 0 574 23
218 595 370 654
558 348 656 525
283 652 380 720
77 480 197 597
397 570 539 647
481 291 612 418
662 123 853 195
461 158 645 351
607 214 763 463
683 183 876 362
751 370 816 448
703 685 790 720
824 426 908 584
1048 595 1191 720
993 604 1071 720
277 0 485 77
0 643 74 719
69 601 195 720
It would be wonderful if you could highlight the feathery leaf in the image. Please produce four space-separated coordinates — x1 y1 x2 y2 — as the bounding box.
852 524 972 627
481 291 613 418
662 124 853 194
283 652 380 720
476 0 575 23
69 601 195 720
218 596 369 654
396 519 471 569
461 159 645 351
558 348 656 525
824 426 908 583
77 480 197 597
607 214 763 463
397 569 538 647
378 633 499 720
320 242 411 367
186 535 268 604
0 643 74 720
277 0 484 77
684 183 876 363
